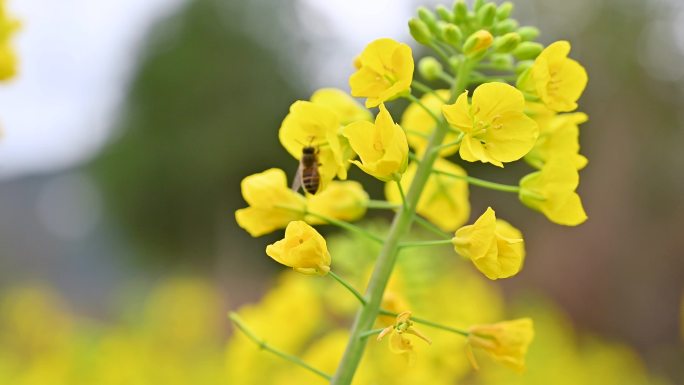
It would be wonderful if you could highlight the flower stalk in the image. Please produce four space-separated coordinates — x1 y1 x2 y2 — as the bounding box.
329 59 472 385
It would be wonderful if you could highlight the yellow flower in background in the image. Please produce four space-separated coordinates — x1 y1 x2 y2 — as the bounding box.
310 88 372 126
442 82 538 167
521 41 588 112
467 318 534 372
307 180 368 223
0 0 20 81
377 311 431 361
235 168 306 237
343 103 409 181
386 158 470 231
525 110 588 170
349 38 414 108
279 101 349 188
452 207 525 280
519 157 587 226
401 89 461 157
266 221 331 276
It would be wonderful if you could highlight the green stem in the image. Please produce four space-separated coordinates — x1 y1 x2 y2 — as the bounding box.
229 312 332 380
394 175 408 210
359 328 385 340
304 210 385 244
412 80 447 102
380 310 470 337
412 215 452 239
438 72 456 85
429 132 464 155
427 42 452 66
404 93 441 123
431 169 521 193
329 272 469 338
329 271 366 305
330 58 473 385
398 239 454 249
366 200 400 210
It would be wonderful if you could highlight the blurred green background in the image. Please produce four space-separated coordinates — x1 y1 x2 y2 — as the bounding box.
0 0 683 382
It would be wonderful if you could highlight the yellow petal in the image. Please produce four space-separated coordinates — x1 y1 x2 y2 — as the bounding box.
442 90 472 133
472 82 525 122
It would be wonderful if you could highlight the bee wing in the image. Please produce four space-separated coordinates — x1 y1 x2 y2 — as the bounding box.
291 163 303 193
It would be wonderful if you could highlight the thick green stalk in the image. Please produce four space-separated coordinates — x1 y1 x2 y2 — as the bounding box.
329 59 472 385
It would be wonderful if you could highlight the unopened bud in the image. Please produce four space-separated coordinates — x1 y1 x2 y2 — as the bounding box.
473 0 486 12
448 56 461 71
443 24 463 46
494 18 519 35
496 2 514 20
490 53 514 70
436 5 453 22
477 3 497 27
493 32 521 53
463 29 494 57
409 18 433 45
417 7 439 34
453 1 468 22
517 26 540 41
418 57 443 81
513 41 543 60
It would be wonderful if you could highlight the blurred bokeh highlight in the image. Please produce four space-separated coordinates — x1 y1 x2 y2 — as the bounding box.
0 0 683 383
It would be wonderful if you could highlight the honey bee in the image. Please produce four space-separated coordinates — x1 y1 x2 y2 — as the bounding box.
292 143 321 195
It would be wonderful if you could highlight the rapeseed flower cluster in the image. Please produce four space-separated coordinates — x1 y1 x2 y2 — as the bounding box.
0 241 669 385
233 1 591 382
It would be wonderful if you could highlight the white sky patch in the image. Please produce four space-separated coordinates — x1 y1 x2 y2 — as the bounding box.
0 0 185 179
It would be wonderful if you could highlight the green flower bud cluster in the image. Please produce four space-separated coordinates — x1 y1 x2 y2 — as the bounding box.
408 0 544 72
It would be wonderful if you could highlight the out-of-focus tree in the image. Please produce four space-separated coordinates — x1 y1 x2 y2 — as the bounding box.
90 0 302 265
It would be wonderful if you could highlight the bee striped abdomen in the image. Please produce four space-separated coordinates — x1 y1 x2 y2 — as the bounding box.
302 168 320 194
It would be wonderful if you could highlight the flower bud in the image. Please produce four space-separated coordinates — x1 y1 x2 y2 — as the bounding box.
408 17 433 45
493 32 521 53
463 30 493 57
265 221 331 276
476 2 497 27
435 5 453 22
417 6 439 34
496 1 514 20
517 26 540 41
418 57 443 81
489 53 513 70
473 0 486 12
442 24 463 46
453 1 468 22
513 41 544 60
494 18 518 35
448 56 461 71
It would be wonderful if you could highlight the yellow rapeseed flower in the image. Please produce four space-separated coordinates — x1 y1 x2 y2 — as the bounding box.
310 88 372 126
521 41 588 112
401 90 461 157
265 221 331 276
279 101 349 189
343 103 409 181
235 168 306 237
519 157 587 226
0 0 20 81
349 38 414 108
525 109 588 170
467 318 534 372
306 180 368 223
452 207 525 280
442 82 538 167
386 158 470 231
377 311 431 362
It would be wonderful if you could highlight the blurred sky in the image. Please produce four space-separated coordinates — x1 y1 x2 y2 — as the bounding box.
2 0 684 179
